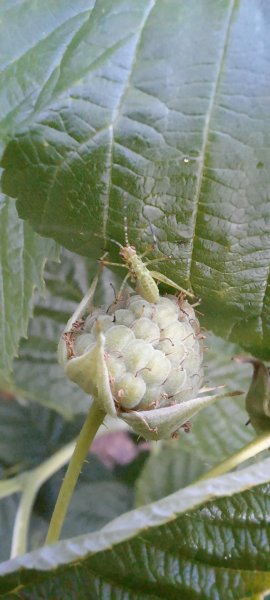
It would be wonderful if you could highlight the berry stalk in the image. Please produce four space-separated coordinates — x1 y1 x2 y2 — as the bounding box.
45 401 105 545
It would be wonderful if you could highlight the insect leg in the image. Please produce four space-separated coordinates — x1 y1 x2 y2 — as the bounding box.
64 270 100 333
149 270 195 299
99 259 127 269
118 272 131 296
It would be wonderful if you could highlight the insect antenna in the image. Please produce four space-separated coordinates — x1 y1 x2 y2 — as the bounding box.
141 210 172 264
109 237 123 249
142 205 162 250
143 212 158 250
123 204 130 247
94 232 123 250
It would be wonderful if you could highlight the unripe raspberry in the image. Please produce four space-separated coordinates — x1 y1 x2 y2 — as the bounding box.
115 373 146 409
235 356 270 433
59 291 221 440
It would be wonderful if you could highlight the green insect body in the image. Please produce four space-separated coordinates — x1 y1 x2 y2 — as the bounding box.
102 241 194 304
119 245 159 304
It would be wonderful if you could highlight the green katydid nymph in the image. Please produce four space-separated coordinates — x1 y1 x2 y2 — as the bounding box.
100 215 195 303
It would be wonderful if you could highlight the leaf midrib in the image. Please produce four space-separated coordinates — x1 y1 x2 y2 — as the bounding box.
101 0 158 242
188 0 236 287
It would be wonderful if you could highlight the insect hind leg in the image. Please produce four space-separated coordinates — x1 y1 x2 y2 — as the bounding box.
149 269 195 299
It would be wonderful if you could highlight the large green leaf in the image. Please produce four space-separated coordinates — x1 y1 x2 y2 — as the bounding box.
1 0 270 358
0 196 58 380
1 458 270 599
135 444 207 506
0 22 60 377
0 395 82 472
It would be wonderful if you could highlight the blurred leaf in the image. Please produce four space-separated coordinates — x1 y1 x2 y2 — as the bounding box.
61 480 133 540
135 443 207 506
0 196 58 380
1 251 99 417
0 394 83 473
176 333 256 464
1 458 270 599
1 0 270 358
0 491 18 563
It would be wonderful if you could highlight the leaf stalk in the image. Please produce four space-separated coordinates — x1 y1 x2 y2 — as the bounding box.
197 432 270 482
10 439 76 557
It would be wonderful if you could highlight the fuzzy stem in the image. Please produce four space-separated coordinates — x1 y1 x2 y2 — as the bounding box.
45 401 105 545
197 432 270 482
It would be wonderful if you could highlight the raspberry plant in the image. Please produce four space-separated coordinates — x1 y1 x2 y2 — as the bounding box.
0 1 270 598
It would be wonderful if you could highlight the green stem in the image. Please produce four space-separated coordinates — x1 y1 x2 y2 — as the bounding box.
45 401 105 545
197 431 270 482
11 440 76 558
0 477 22 500
11 474 38 559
